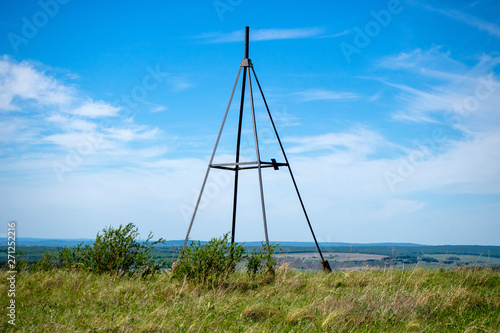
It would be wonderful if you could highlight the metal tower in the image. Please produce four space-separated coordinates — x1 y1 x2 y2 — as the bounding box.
183 26 331 273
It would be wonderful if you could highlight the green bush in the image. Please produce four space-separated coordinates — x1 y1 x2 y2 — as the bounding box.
246 242 278 277
172 233 245 286
37 223 167 276
31 250 57 272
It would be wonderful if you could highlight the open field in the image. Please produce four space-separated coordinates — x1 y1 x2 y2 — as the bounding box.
276 249 500 271
280 252 388 262
3 244 500 271
281 252 388 262
278 252 388 270
1 267 499 332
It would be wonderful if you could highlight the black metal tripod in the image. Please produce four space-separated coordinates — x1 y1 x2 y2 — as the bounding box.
183 26 331 273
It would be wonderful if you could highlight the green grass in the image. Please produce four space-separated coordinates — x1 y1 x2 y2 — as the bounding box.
1 267 499 332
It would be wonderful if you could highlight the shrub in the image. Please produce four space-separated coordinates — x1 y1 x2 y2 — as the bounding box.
172 233 245 286
31 250 57 272
38 223 167 276
420 256 439 263
246 242 278 277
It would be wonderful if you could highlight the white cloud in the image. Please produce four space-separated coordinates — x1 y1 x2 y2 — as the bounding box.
43 132 99 148
375 48 500 198
283 128 385 156
195 27 326 43
402 131 500 194
322 29 352 38
71 100 120 118
377 48 468 76
104 126 159 142
368 91 382 102
151 105 167 113
0 56 74 111
371 199 425 221
413 2 500 38
252 27 325 41
296 89 359 101
0 56 164 179
165 76 192 91
0 117 41 144
46 114 97 132
379 49 500 132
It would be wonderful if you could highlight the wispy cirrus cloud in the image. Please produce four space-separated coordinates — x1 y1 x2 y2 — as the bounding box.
378 49 500 129
105 126 159 142
296 88 359 102
377 47 467 74
410 1 500 38
374 48 500 203
283 127 385 156
441 9 500 38
150 105 167 113
194 27 328 43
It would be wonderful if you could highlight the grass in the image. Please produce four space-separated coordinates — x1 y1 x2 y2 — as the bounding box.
1 266 499 332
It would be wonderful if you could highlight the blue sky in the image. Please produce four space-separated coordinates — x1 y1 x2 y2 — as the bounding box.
1 0 499 245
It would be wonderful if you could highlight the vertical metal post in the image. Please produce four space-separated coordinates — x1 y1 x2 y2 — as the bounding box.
244 26 249 59
230 26 250 246
231 66 247 246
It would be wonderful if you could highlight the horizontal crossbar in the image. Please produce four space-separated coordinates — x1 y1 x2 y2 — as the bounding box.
210 160 288 171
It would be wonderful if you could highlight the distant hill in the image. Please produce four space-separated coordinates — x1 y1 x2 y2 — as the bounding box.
3 238 500 264
14 238 95 247
14 238 423 248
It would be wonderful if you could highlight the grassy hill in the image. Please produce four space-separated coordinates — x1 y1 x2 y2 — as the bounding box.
1 267 498 332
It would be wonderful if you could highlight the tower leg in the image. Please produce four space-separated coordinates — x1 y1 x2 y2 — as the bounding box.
321 260 332 273
250 67 331 272
247 66 270 250
183 66 243 248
